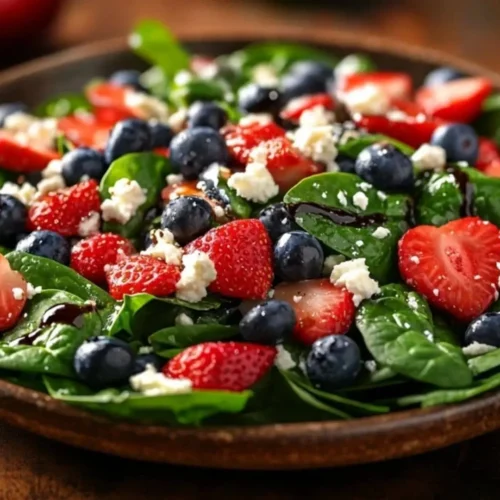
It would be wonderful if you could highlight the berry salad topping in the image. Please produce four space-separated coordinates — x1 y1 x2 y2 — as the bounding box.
2 20 500 426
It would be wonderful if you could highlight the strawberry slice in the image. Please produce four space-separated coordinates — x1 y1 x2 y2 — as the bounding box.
185 219 273 300
58 114 111 150
86 82 135 117
280 93 335 122
164 341 276 391
415 77 492 123
398 217 500 322
484 160 500 178
274 279 355 345
391 99 426 117
0 132 60 172
338 72 413 101
476 138 500 171
0 254 27 332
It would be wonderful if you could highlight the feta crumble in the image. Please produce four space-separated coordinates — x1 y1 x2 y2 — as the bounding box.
42 158 63 178
167 108 188 133
323 254 346 276
78 212 101 238
330 258 380 307
293 294 303 303
26 283 42 299
299 106 335 127
411 144 447 172
238 113 273 127
101 178 147 224
0 181 37 205
175 313 194 326
252 63 279 86
342 84 390 116
274 345 297 371
227 161 279 204
36 175 66 197
130 364 193 396
337 190 348 207
142 229 183 266
407 296 419 310
12 288 25 301
166 173 184 186
358 182 372 192
409 255 420 264
463 342 497 357
176 251 217 303
293 125 338 167
124 90 169 122
372 227 390 239
352 191 369 211
364 360 377 373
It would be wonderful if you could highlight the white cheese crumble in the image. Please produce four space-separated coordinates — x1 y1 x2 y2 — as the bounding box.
352 191 369 211
101 178 147 224
337 190 348 207
358 182 372 192
372 227 390 239
238 113 273 127
12 288 25 301
293 125 338 167
174 70 193 86
0 181 37 205
409 255 420 264
227 161 279 204
167 108 188 133
355 240 364 247
36 175 66 197
299 106 335 127
274 345 297 371
42 158 63 178
175 313 194 326
251 63 279 86
323 254 346 276
412 144 447 172
330 258 380 307
26 283 42 299
213 205 226 220
463 342 497 357
142 229 183 266
407 296 419 310
176 251 217 303
377 191 387 201
433 289 440 297
342 84 390 116
166 173 184 186
423 330 435 342
78 212 101 238
124 90 169 122
4 112 37 132
130 364 193 396
364 360 377 373
293 294 303 303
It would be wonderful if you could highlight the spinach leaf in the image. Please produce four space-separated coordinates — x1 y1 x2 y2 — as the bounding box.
356 284 472 388
218 174 253 219
129 20 190 80
170 78 230 107
0 168 16 188
150 324 238 353
0 246 10 255
35 93 91 118
0 371 47 393
338 134 415 159
335 53 376 76
44 376 251 425
468 349 500 377
100 153 170 238
464 166 500 227
56 135 75 155
473 94 500 145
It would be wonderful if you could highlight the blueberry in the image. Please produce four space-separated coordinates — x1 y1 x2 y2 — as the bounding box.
288 61 334 82
132 353 164 375
0 102 27 127
336 154 356 174
238 83 282 115
169 127 229 179
259 203 295 243
0 194 27 245
61 148 107 186
16 231 70 265
109 69 146 92
188 101 227 130
431 123 479 165
197 179 230 206
239 300 296 345
274 231 324 282
104 119 152 164
282 61 334 101
74 336 135 389
161 196 214 245
306 335 361 390
424 67 464 87
355 143 414 191
149 122 174 149
464 313 500 349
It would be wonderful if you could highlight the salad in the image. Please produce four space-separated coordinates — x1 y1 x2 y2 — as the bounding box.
1 21 500 427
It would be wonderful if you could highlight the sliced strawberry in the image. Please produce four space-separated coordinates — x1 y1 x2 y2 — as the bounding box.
0 254 27 332
58 114 111 149
164 341 276 391
105 254 181 300
274 279 355 345
391 99 426 117
185 219 273 300
415 77 492 123
353 114 443 149
476 138 500 171
280 93 335 122
28 179 101 237
338 72 413 101
398 217 500 322
86 82 134 116
0 132 60 172
93 106 134 125
190 55 216 76
484 160 500 178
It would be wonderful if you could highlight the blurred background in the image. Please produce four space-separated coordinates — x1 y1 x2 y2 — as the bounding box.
2 0 500 70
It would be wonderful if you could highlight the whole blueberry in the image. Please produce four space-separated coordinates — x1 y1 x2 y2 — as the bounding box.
61 148 107 186
239 300 296 345
355 143 414 191
0 102 28 127
259 203 295 243
109 69 147 92
169 127 229 179
306 335 361 390
188 101 227 130
336 154 356 174
161 196 214 245
0 194 27 245
132 353 165 375
149 122 174 149
424 67 464 87
282 61 334 101
238 83 282 115
104 119 152 164
464 313 500 349
274 231 324 282
16 231 70 265
74 336 135 389
431 123 479 165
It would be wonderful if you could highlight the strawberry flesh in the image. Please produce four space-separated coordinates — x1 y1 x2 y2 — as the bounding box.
0 254 27 332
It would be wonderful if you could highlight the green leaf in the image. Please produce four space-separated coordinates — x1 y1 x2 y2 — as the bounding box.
0 168 16 188
44 376 251 425
56 135 75 155
35 93 91 118
335 53 376 76
100 153 171 238
218 174 253 219
356 284 472 388
473 94 500 145
150 324 238 353
0 246 10 255
338 134 415 159
464 166 500 227
468 349 500 377
129 20 190 79
170 78 230 107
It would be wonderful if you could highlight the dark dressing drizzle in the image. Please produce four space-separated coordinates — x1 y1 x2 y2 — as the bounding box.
447 166 475 217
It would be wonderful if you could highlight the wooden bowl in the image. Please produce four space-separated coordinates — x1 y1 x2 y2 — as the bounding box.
1 29 500 470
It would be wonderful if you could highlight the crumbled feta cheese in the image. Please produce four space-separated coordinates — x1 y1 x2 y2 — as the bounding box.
252 63 279 86
101 178 147 224
166 173 184 186
410 255 420 264
364 360 377 373
138 346 154 355
130 364 193 396
326 161 339 172
423 330 434 342
342 84 390 116
407 295 419 310
0 181 37 205
433 288 440 297
36 175 66 197
124 90 169 122
23 118 59 150
3 112 37 132
201 163 227 186
463 342 497 357
377 191 387 201
412 144 447 172
12 288 25 301
42 159 63 179
213 205 226 219
358 182 372 192
427 173 457 194
174 70 193 86
142 229 183 265
355 240 364 247
274 345 297 371
337 190 348 207
26 283 42 299
176 251 217 303
238 113 273 127
175 313 194 326
167 108 188 133
330 258 380 307
293 294 303 303
334 54 363 79
268 289 275 298
293 125 337 167
78 212 101 238
372 227 390 239
352 191 369 211
227 161 279 204
299 106 335 127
